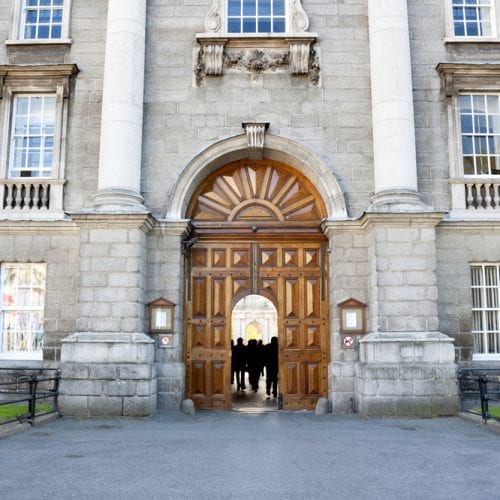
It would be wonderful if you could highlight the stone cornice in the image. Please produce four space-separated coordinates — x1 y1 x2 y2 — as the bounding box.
437 219 500 231
436 62 500 96
0 63 79 96
322 212 447 237
69 212 155 234
0 219 79 234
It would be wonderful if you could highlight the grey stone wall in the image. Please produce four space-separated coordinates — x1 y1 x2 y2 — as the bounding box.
142 0 374 219
146 223 187 410
0 223 80 362
436 223 500 363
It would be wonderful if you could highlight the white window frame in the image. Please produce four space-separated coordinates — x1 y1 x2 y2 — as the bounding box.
437 63 500 218
8 94 57 179
7 0 72 45
0 64 78 218
457 93 500 178
0 263 46 360
445 0 500 41
470 263 500 360
226 0 287 34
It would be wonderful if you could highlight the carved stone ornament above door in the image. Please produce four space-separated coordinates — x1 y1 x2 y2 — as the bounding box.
195 0 319 84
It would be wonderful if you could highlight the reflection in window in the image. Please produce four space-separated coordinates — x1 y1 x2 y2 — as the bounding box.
227 0 286 33
471 264 500 356
22 0 64 40
452 0 493 37
1 263 46 355
8 95 56 179
459 94 500 176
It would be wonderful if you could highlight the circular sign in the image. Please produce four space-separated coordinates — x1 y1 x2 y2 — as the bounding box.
343 335 354 348
160 335 172 347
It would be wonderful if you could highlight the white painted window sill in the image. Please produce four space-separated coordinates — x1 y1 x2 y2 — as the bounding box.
5 38 72 47
472 354 500 361
444 37 500 43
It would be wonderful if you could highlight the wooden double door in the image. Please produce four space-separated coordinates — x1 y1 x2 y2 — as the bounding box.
185 238 329 410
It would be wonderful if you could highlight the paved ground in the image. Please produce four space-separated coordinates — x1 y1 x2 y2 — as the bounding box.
1 412 499 500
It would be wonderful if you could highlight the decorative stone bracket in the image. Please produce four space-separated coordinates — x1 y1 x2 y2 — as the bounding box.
196 35 317 81
196 0 317 81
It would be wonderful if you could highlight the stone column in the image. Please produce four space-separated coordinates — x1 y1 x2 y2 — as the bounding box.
94 0 147 212
368 0 423 210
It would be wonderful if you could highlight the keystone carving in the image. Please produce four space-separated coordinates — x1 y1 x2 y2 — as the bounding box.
242 122 269 150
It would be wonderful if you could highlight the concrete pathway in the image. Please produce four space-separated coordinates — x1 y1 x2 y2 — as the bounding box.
0 412 499 499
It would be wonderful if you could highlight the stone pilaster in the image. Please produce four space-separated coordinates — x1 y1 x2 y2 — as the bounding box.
368 0 424 211
94 0 147 212
147 220 190 410
59 214 156 416
357 213 458 416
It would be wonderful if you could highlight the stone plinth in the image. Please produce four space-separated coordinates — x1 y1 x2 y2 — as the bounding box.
356 332 459 417
59 332 156 417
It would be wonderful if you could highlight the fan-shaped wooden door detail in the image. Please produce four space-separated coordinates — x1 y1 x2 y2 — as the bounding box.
187 160 327 226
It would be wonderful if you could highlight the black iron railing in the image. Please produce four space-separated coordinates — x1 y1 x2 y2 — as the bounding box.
0 368 60 426
457 368 500 422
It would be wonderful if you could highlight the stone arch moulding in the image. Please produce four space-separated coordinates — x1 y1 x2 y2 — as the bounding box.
165 133 348 220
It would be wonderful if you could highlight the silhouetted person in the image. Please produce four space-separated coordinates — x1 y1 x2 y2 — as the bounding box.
233 337 247 391
265 336 278 397
257 339 265 377
246 339 261 392
231 339 235 385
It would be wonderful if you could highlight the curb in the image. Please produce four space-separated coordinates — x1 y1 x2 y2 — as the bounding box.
458 411 500 435
0 412 59 440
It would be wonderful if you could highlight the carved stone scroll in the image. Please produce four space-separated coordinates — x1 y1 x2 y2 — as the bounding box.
292 0 310 32
205 0 222 32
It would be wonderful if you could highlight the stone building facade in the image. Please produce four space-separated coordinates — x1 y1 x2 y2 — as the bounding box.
0 0 498 416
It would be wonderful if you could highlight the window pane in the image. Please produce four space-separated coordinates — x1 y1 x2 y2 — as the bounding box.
273 18 285 32
242 18 256 32
259 0 271 15
273 0 285 15
228 0 241 16
243 0 256 15
228 19 241 32
258 18 271 32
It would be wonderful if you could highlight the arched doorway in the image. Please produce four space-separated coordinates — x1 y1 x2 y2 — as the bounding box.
184 159 329 410
231 294 278 411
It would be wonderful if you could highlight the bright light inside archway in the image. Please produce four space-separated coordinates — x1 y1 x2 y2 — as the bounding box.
232 295 277 345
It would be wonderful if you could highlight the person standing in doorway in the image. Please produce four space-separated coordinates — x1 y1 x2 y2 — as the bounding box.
265 336 278 398
233 337 247 391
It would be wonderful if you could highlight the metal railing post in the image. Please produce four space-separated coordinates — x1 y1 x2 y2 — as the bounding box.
478 374 490 422
28 375 39 426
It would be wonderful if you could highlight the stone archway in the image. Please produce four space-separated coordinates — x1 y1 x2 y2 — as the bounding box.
183 158 331 410
165 133 348 220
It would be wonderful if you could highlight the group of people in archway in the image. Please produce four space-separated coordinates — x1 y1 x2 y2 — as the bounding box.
231 337 278 398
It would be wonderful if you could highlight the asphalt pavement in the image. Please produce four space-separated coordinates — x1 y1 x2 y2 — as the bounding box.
1 411 499 499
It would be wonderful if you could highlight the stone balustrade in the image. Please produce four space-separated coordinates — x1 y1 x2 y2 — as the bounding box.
1 179 64 215
464 179 500 210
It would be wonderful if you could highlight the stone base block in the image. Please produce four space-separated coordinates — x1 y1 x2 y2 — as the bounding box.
59 332 157 417
355 331 459 417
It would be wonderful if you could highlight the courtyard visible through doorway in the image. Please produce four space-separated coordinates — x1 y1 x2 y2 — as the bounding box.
231 295 279 412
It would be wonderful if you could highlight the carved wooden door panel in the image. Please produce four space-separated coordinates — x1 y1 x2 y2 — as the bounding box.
185 242 252 409
256 241 328 410
185 239 328 411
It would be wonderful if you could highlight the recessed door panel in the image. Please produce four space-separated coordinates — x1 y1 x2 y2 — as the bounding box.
186 239 329 410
